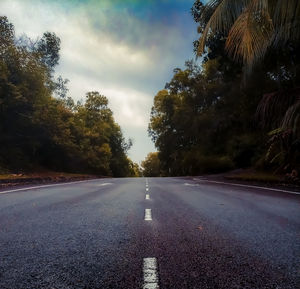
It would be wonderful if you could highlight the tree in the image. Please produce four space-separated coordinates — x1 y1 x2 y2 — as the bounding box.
192 1 300 175
0 16 14 52
256 88 300 172
197 0 300 68
128 160 142 177
141 153 161 177
0 16 137 177
72 92 133 176
36 32 61 71
0 16 54 169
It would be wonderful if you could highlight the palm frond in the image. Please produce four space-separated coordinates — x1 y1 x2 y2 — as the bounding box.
197 0 250 56
249 0 269 11
281 96 300 135
197 0 300 68
256 88 300 129
225 4 273 67
269 151 285 164
272 0 300 45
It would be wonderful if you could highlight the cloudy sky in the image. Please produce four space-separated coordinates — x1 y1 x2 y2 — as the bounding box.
0 0 198 164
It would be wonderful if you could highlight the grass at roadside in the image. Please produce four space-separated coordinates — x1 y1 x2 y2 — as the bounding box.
0 171 100 188
225 171 283 183
0 171 95 180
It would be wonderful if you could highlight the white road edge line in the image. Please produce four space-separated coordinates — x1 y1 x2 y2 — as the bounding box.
193 179 300 195
146 194 150 200
144 209 152 221
98 183 113 186
0 179 108 194
184 183 196 186
143 257 159 289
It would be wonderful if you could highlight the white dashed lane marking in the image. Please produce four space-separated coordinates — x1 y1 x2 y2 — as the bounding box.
143 179 158 287
144 209 152 221
143 257 159 289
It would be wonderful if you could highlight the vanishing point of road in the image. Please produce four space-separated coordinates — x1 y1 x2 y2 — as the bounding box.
0 177 299 288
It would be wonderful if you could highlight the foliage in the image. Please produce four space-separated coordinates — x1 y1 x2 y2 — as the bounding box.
196 0 300 69
226 170 283 183
141 152 161 177
0 16 135 177
148 57 264 176
257 88 300 172
128 160 143 177
147 1 300 177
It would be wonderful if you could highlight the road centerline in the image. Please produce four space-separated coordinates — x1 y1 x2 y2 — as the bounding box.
144 209 152 221
143 257 159 289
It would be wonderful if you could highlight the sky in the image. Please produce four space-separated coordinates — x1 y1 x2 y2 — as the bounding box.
0 0 198 164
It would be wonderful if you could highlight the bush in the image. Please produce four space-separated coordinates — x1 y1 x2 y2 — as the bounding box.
197 155 234 174
182 151 234 175
227 134 260 168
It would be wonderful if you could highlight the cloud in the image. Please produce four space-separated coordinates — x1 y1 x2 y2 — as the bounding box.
63 73 151 128
0 0 197 163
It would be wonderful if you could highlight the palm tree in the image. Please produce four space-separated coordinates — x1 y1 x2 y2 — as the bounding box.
197 0 300 176
197 0 300 68
256 88 300 173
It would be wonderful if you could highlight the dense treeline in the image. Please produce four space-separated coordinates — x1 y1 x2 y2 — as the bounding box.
0 16 139 177
147 0 299 178
141 152 161 177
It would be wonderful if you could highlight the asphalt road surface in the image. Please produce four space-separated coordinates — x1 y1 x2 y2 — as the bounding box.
0 178 299 288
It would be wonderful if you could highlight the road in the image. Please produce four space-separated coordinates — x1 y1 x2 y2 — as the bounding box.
0 177 299 288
